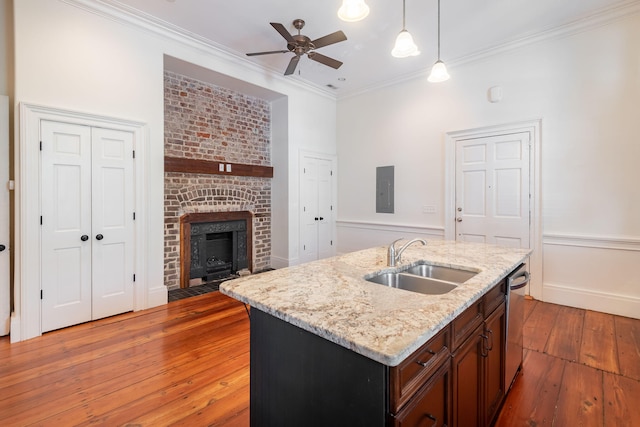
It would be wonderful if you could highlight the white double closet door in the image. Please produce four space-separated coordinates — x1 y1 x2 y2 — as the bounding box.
300 155 334 264
41 120 135 333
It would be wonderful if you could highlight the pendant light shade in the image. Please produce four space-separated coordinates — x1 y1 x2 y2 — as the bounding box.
391 0 420 58
428 0 449 82
392 30 420 58
428 60 449 82
338 0 370 22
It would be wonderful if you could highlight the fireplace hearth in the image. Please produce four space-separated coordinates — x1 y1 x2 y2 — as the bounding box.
180 211 253 288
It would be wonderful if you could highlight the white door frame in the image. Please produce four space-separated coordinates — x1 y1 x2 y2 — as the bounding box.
12 103 148 342
445 119 542 299
0 96 9 336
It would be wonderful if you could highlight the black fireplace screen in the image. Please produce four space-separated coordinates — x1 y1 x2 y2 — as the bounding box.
190 219 248 281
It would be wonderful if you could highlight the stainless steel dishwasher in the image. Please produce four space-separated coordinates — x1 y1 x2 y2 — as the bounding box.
504 262 530 392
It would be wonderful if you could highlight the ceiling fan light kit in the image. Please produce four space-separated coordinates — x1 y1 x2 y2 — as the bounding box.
428 0 450 82
338 0 370 22
392 0 420 58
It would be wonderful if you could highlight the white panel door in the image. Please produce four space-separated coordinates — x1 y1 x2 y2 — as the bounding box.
455 132 530 248
0 96 10 336
317 159 333 259
41 121 93 332
41 122 135 332
300 155 334 264
91 128 134 319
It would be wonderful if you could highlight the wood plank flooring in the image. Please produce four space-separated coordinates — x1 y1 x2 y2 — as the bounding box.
1 292 639 426
495 299 640 427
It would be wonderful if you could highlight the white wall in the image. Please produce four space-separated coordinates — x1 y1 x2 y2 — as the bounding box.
11 0 336 340
336 13 640 318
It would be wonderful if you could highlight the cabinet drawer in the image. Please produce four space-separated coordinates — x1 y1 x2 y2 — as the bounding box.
451 299 483 351
390 325 450 413
391 359 451 427
484 279 506 317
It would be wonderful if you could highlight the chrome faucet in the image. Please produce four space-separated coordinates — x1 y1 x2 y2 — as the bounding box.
387 238 427 267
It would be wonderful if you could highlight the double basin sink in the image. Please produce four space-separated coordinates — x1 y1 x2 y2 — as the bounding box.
365 262 477 295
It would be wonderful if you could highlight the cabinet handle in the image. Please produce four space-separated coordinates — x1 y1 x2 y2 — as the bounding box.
420 413 437 427
480 334 489 357
96 234 104 241
486 329 494 351
319 216 324 221
0 244 5 252
314 217 319 221
80 235 89 242
415 349 436 367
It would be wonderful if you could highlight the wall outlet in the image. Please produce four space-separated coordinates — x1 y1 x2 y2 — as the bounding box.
422 205 437 214
218 163 225 172
226 164 232 172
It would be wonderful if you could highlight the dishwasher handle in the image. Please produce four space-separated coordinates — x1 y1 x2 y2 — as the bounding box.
508 270 530 290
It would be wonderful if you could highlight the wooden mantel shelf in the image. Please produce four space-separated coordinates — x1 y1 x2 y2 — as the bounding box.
165 156 273 178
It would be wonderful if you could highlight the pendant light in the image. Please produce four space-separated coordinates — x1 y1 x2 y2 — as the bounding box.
338 0 370 22
428 0 450 82
391 0 420 58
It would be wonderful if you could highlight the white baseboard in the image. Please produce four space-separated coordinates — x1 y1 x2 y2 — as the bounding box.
543 282 640 319
147 286 168 307
270 255 291 269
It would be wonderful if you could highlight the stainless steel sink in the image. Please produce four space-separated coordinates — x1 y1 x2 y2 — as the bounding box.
367 273 458 295
365 263 477 295
405 263 477 283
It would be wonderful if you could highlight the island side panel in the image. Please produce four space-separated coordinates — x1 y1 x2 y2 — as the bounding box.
250 308 387 427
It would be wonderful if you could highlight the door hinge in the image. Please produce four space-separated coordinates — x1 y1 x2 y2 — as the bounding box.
133 150 136 159
40 216 43 225
133 212 136 220
303 245 306 251
331 205 333 211
331 240 333 246
40 290 43 299
331 170 333 176
303 167 306 174
39 141 42 151
133 274 136 282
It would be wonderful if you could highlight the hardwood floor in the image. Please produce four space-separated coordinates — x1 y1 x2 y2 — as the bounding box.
1 292 638 426
495 299 640 427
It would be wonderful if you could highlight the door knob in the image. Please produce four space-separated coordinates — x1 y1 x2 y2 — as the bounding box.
96 234 104 240
456 218 463 222
319 217 324 221
314 217 319 221
0 244 5 252
80 235 89 241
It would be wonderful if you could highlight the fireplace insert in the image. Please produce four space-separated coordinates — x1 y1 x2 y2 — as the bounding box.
189 220 248 282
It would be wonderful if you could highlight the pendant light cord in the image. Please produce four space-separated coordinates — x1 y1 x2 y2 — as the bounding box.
402 0 406 30
437 0 441 60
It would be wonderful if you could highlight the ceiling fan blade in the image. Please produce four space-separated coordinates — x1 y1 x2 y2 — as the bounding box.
307 52 343 70
270 22 295 43
284 55 301 76
311 31 347 49
246 50 290 57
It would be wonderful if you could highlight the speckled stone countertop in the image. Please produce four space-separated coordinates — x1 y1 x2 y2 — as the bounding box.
220 240 531 367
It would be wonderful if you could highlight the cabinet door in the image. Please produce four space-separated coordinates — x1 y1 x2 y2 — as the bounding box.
393 360 451 427
483 302 506 426
452 324 483 427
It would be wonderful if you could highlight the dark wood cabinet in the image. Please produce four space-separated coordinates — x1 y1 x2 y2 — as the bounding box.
452 323 483 427
483 301 506 426
392 360 451 427
451 281 507 427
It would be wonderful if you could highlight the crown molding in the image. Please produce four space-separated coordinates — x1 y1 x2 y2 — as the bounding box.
337 0 640 100
60 0 338 100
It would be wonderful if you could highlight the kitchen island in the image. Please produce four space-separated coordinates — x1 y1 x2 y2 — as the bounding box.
220 240 531 426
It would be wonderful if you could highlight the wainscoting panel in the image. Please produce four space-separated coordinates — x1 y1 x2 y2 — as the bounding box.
336 220 445 255
542 233 640 319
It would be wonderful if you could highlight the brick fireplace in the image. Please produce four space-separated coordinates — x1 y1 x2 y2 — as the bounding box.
164 70 272 290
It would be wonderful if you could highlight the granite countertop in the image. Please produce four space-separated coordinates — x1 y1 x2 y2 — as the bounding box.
220 240 531 366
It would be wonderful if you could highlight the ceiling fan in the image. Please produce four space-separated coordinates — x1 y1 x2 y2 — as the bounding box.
246 19 347 76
